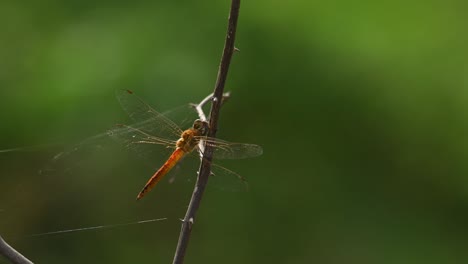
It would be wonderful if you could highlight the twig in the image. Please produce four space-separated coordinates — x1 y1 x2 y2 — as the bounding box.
191 92 231 156
191 92 231 123
0 235 33 264
172 0 241 263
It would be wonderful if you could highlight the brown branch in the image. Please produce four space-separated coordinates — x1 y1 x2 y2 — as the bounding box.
0 235 33 264
172 0 241 263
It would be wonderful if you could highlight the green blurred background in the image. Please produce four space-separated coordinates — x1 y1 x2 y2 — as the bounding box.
1 0 468 263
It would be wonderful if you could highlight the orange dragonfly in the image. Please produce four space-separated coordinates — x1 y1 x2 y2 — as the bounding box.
108 90 263 200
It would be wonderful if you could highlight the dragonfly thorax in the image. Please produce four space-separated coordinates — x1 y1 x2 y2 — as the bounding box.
175 119 209 153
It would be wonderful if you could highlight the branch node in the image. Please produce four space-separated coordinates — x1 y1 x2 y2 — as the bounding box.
221 92 231 105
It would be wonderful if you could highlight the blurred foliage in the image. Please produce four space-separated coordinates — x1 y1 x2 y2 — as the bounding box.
1 0 468 263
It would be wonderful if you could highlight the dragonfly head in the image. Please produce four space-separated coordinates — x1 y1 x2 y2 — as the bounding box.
192 119 209 136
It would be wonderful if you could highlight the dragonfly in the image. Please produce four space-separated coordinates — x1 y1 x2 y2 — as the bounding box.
108 90 263 200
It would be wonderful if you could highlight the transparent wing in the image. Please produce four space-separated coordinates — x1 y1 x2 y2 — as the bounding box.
41 132 117 176
107 123 177 162
115 89 183 139
116 90 263 159
160 156 249 192
198 138 263 159
209 163 249 192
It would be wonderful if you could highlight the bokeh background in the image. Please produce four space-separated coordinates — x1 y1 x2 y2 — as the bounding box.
1 0 468 263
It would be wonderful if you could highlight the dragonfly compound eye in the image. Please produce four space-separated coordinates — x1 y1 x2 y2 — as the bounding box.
200 121 209 135
192 119 209 135
192 119 202 129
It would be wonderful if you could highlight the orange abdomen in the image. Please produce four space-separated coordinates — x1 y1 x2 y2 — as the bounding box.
136 148 186 200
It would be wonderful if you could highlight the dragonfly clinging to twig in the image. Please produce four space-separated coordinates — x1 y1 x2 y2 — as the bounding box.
108 90 263 200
